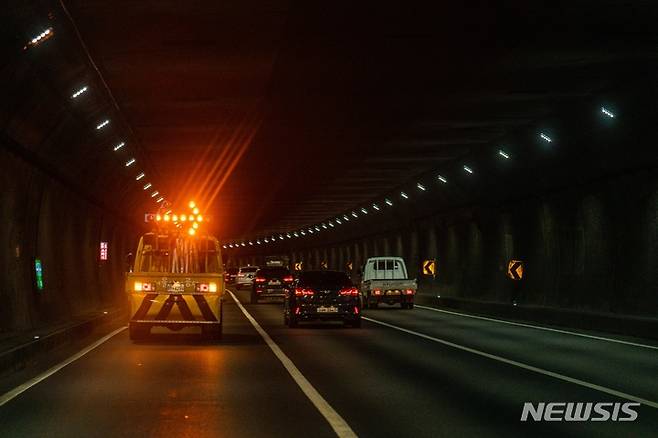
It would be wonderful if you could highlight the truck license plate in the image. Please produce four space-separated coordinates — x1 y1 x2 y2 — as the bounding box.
386 290 401 295
317 306 337 313
269 280 281 285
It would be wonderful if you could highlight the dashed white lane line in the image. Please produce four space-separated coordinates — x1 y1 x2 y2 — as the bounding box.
362 316 658 409
0 326 126 407
415 305 658 350
227 290 357 438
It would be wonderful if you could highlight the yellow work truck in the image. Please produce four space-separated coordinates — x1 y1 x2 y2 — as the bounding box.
126 227 224 341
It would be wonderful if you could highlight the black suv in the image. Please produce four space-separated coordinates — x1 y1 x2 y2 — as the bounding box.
251 267 293 303
284 270 361 328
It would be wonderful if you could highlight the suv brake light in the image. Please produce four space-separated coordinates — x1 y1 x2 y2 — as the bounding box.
373 288 383 296
295 287 315 296
404 288 414 295
283 275 294 282
255 277 266 283
339 287 359 296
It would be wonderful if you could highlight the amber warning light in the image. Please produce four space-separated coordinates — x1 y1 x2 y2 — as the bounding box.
144 213 210 223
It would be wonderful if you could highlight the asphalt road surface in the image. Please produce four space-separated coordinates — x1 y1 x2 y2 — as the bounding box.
1 288 656 437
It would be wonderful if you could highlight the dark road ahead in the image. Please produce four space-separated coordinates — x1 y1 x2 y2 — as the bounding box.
1 289 656 438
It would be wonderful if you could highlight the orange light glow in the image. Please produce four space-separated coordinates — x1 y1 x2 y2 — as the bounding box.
188 228 196 236
192 222 199 229
180 214 187 221
164 215 170 222
172 215 178 222
189 201 196 209
193 207 200 215
196 215 203 222
156 214 162 221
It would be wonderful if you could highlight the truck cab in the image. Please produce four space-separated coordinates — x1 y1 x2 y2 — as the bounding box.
126 230 224 340
360 257 417 309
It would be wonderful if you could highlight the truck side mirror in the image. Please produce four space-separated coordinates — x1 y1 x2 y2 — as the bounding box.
125 252 134 273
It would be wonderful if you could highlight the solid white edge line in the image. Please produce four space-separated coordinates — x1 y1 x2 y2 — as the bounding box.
0 326 127 407
227 290 357 438
362 316 658 409
416 305 658 351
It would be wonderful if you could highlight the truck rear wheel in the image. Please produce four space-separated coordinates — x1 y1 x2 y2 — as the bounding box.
129 323 149 341
202 324 222 341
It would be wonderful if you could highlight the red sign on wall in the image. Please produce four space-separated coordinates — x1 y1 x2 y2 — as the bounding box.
100 242 108 261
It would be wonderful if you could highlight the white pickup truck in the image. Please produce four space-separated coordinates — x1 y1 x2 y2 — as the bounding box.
359 257 417 309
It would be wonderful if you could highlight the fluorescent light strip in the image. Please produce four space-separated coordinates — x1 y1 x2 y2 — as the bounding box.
385 198 393 206
360 208 368 214
463 165 473 174
156 197 164 203
125 158 136 167
498 149 510 159
150 191 159 198
135 172 145 180
372 204 380 211
539 133 552 143
417 182 426 191
400 191 409 199
437 175 447 184
143 183 152 190
113 142 125 151
26 28 53 48
601 107 615 118
96 120 110 130
71 86 88 99
352 211 358 218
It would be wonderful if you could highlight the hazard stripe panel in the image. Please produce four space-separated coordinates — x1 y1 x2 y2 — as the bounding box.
130 294 220 322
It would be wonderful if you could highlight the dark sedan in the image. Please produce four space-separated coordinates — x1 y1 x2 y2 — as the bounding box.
251 267 293 303
284 270 361 328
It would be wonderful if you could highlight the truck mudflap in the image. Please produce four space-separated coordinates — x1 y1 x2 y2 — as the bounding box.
129 293 222 337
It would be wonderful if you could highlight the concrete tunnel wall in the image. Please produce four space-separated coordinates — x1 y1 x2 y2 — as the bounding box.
231 168 658 319
0 145 135 333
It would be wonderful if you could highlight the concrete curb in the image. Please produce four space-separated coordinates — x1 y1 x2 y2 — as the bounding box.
415 294 658 341
0 308 125 377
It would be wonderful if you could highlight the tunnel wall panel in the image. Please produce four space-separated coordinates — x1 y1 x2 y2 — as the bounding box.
0 145 131 333
288 170 658 320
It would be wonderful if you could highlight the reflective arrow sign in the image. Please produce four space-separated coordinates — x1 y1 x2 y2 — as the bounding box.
507 260 524 280
422 259 436 276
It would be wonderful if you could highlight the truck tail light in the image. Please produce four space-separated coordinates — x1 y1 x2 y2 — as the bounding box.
283 275 294 283
197 283 209 292
373 289 383 296
209 282 217 292
339 287 359 296
354 306 360 314
295 287 315 296
255 277 266 283
404 289 414 295
135 281 154 292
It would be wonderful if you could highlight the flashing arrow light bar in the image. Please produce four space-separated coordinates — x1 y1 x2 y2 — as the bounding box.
144 201 209 236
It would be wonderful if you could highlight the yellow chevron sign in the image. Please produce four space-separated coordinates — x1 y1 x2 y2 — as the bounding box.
422 259 436 276
507 260 523 280
294 261 303 271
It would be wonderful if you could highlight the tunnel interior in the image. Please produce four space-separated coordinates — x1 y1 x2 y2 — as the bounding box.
3 1 658 335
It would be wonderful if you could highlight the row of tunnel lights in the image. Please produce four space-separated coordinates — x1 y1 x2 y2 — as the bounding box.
25 25 167 206
222 106 616 250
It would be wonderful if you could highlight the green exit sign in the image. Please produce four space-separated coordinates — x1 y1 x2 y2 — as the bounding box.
34 258 44 291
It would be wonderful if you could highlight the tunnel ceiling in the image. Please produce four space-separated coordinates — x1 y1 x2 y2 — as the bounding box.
13 1 658 240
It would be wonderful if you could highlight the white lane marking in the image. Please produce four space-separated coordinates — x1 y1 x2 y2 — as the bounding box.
0 326 126 407
416 305 658 351
362 316 658 409
227 290 357 438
